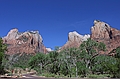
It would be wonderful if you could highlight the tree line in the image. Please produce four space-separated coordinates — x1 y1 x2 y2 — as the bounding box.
0 38 120 78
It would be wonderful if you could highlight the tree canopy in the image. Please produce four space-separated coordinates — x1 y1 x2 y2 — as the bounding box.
0 38 7 74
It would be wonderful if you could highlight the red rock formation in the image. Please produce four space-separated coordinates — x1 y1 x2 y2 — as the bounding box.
2 29 47 55
61 31 90 50
91 20 120 54
61 20 120 55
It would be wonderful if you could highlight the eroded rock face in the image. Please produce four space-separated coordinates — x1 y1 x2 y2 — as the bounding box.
3 28 47 54
91 20 120 54
61 31 90 49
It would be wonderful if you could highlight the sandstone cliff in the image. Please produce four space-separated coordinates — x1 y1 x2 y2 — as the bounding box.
91 20 120 54
61 20 120 55
3 20 120 55
61 31 90 49
3 28 47 54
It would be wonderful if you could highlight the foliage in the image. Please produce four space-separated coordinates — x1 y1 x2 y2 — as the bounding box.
0 38 7 74
115 46 120 58
92 46 120 78
47 51 59 74
79 38 106 76
93 55 118 75
21 38 120 78
0 38 7 53
113 47 120 78
2 36 119 78
12 53 33 69
28 52 49 74
4 53 33 71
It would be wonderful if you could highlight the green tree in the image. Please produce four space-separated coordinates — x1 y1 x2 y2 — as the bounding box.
48 51 60 74
59 48 85 77
93 55 117 75
9 53 33 70
115 46 120 58
79 38 106 76
28 53 48 74
58 49 73 77
114 46 120 78
0 38 7 74
66 48 80 77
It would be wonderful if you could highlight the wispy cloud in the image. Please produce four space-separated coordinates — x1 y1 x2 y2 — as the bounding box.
69 18 93 28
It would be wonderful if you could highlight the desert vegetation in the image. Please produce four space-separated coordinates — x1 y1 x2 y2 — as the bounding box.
0 38 120 78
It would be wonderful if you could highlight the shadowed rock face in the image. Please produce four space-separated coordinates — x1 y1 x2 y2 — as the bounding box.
91 20 120 54
61 31 90 50
2 29 47 54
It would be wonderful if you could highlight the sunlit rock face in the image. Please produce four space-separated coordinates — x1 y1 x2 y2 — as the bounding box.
61 20 120 55
61 31 90 50
46 48 53 52
2 28 47 54
91 20 120 54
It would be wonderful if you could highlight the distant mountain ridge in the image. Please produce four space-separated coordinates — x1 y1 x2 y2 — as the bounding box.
2 20 120 54
61 20 120 54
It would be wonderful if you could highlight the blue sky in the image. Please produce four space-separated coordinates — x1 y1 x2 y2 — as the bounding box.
0 0 120 49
